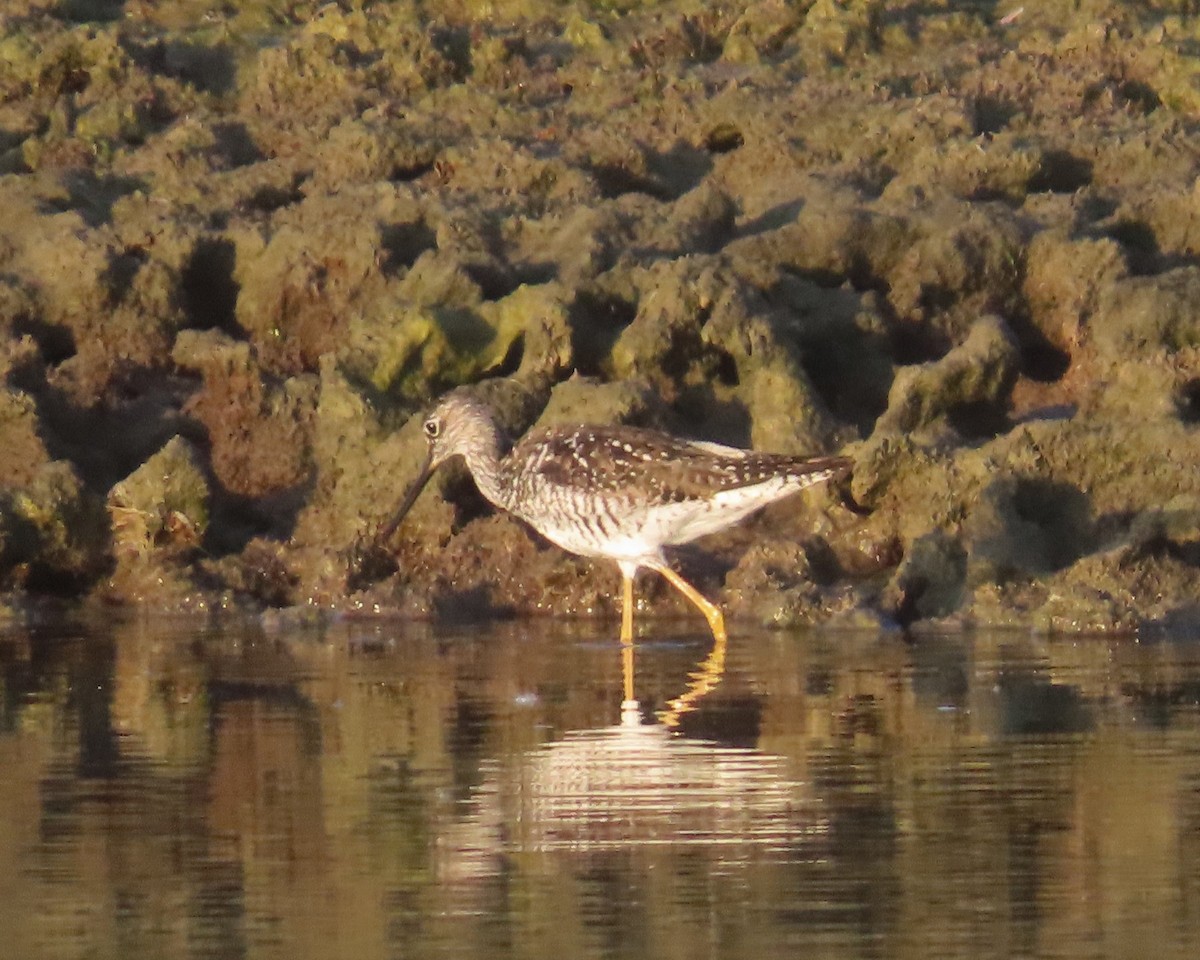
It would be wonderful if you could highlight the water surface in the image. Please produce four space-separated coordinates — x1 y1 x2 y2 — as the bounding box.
1 618 1198 959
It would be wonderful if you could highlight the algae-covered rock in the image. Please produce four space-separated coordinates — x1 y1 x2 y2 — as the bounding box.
723 538 844 628
292 354 413 565
882 134 1045 204
1022 229 1128 352
309 114 442 192
964 475 1094 586
172 329 317 498
107 436 209 559
651 182 738 255
721 0 801 62
0 0 1198 630
605 258 841 452
800 0 882 62
874 314 1020 437
882 529 967 624
609 259 720 384
480 282 573 390
0 384 51 487
231 189 393 374
337 276 569 404
881 202 1026 342
525 204 628 288
533 376 656 431
702 281 842 453
0 460 106 590
1090 266 1200 358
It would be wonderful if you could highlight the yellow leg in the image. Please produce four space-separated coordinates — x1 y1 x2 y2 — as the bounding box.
650 563 728 643
620 570 635 707
620 570 634 645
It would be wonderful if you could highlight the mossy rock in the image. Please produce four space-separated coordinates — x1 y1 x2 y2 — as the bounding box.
107 436 209 558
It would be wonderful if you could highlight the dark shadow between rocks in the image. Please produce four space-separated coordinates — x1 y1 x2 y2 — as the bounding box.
1019 338 1071 384
242 179 305 215
972 95 1020 136
569 290 637 376
969 477 1095 584
887 529 967 627
2 511 104 598
1028 150 1093 194
346 536 399 594
430 23 472 81
464 262 556 302
591 162 674 201
1105 218 1161 276
212 123 263 167
101 246 147 304
1176 378 1200 424
886 320 951 366
671 388 751 448
488 329 525 380
946 399 1011 440
21 365 196 496
55 0 124 22
738 199 804 238
203 482 309 557
11 314 76 366
125 37 239 96
379 221 438 276
182 238 241 334
1003 298 1072 384
160 40 238 95
592 141 713 201
648 141 713 197
389 156 438 182
42 171 146 227
438 468 496 529
784 291 894 435
1166 538 1200 570
1009 478 1094 570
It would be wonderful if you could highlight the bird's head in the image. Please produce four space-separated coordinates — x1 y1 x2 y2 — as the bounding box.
377 389 501 543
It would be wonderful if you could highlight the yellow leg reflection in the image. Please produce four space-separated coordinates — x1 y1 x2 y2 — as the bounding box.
620 635 638 725
657 629 727 728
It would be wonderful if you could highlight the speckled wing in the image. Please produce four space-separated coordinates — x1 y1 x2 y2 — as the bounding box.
517 425 850 505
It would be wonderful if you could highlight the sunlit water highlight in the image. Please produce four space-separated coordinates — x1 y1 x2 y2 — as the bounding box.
1 618 1199 959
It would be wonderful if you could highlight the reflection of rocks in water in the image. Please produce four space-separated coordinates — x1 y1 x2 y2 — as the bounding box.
438 716 824 878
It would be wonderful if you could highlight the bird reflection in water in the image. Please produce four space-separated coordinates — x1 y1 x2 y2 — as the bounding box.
437 631 821 870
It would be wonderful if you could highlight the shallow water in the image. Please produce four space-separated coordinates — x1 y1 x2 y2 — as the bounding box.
2 617 1199 960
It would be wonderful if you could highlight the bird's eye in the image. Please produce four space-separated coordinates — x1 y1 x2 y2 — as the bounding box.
423 417 440 439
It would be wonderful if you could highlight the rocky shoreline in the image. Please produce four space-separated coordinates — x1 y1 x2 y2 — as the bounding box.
1 0 1198 632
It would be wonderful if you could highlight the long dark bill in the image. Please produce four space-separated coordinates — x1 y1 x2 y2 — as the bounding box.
376 447 435 545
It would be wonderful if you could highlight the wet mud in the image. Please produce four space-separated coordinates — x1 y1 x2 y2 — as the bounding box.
1 0 1198 632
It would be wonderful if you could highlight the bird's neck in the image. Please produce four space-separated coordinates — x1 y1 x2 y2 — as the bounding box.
460 425 512 511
